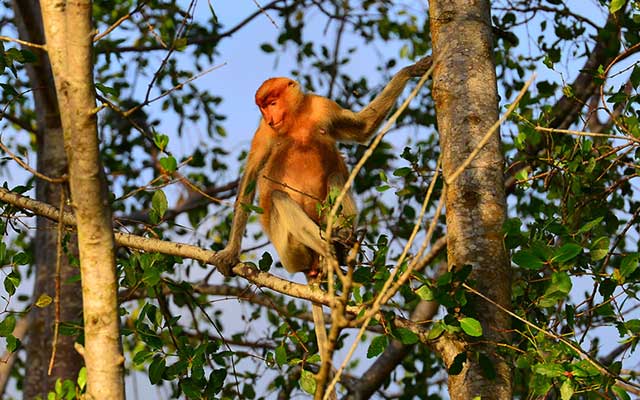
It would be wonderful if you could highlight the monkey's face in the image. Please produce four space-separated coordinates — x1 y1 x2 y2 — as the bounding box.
261 98 286 129
256 78 303 133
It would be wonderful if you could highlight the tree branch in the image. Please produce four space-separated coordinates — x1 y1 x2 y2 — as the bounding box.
96 0 289 55
549 8 623 130
0 187 431 340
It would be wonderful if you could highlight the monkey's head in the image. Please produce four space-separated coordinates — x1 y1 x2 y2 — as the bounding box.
255 77 303 133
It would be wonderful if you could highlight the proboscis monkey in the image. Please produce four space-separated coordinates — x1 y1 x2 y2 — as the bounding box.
212 55 432 396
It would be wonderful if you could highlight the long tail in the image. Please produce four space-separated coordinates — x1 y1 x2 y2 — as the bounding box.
308 275 337 400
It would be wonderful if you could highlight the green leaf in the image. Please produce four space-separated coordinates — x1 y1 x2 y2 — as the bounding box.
153 133 169 151
631 65 640 88
395 328 419 345
242 384 256 399
0 314 16 336
0 83 18 97
415 285 435 301
625 319 640 333
133 349 153 365
620 253 638 278
95 83 117 96
392 167 412 177
612 386 631 400
148 356 166 385
12 252 32 265
159 156 177 173
552 243 582 264
275 344 287 367
4 271 20 296
174 38 188 51
151 190 168 219
260 43 275 53
181 378 201 398
258 252 273 271
353 267 372 283
306 354 321 364
142 268 161 288
206 369 226 396
399 44 409 59
560 379 574 400
539 272 572 307
300 369 316 394
589 237 609 261
20 49 37 63
35 294 53 308
77 367 87 390
512 249 544 270
515 168 529 182
459 317 483 337
6 335 19 352
367 335 388 358
426 322 445 340
577 217 603 234
533 362 565 377
610 0 625 13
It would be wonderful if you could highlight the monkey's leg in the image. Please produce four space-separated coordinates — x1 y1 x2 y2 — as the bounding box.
271 190 329 257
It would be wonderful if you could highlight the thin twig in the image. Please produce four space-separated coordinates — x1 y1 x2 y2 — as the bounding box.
94 1 149 42
142 62 227 109
252 0 279 28
535 126 640 144
0 35 46 50
47 189 65 375
0 136 67 183
142 0 197 104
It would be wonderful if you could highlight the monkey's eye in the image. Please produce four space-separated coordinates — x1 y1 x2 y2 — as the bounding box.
269 101 277 107
288 81 295 87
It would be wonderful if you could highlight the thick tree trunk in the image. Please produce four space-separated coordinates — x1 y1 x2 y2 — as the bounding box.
11 1 84 397
429 1 512 398
39 1 125 398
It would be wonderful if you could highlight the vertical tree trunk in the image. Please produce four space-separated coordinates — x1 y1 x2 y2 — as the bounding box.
39 1 125 398
429 1 512 398
11 1 84 397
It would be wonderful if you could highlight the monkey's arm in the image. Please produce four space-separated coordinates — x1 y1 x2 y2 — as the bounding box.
211 122 273 276
331 55 432 143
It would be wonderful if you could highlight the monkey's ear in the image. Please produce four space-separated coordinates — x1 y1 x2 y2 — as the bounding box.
288 81 295 87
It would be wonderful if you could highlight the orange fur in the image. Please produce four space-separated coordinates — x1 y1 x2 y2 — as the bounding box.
212 56 432 398
213 54 432 276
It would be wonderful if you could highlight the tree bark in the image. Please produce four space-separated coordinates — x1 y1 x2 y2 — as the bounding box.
11 1 84 397
429 1 512 398
39 1 125 398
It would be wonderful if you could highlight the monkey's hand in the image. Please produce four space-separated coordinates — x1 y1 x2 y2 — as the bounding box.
210 247 240 277
403 55 433 77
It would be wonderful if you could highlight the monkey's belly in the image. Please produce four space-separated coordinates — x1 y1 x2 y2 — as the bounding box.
262 142 341 211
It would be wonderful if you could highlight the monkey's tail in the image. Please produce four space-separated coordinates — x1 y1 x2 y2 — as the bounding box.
308 276 337 400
